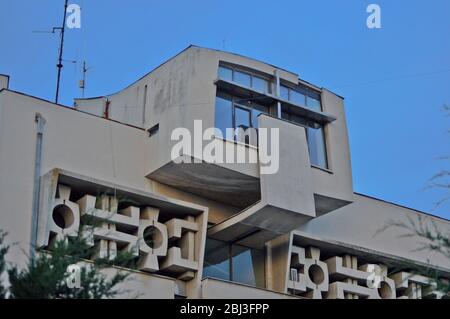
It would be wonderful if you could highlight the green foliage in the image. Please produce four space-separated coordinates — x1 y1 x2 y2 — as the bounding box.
1 230 135 299
0 230 9 299
378 214 450 296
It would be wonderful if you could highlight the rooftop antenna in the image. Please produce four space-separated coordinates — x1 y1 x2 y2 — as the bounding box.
79 61 93 97
55 0 69 104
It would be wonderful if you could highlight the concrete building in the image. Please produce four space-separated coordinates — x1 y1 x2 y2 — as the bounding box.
0 46 449 299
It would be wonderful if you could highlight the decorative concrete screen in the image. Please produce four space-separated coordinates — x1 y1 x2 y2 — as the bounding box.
288 245 446 299
36 169 208 282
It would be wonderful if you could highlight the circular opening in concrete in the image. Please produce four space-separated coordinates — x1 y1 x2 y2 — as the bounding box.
143 226 163 249
52 204 74 229
378 281 392 299
308 264 325 285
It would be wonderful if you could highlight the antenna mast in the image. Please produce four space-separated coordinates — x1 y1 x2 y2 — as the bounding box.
79 61 93 97
55 0 69 104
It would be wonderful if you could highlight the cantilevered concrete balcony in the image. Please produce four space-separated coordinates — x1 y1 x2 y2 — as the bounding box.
147 113 353 247
147 138 261 208
206 115 317 247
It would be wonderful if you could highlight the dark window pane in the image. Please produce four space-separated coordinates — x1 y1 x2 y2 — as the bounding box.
290 89 306 106
307 125 328 168
280 85 289 100
215 94 233 140
234 70 251 87
218 66 232 81
306 96 321 112
231 245 265 288
252 76 269 93
235 107 251 144
235 107 251 130
289 114 308 127
251 103 269 128
203 239 230 281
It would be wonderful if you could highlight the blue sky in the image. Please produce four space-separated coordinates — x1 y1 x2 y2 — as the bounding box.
1 0 449 218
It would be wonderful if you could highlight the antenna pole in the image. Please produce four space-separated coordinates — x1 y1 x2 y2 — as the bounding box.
55 0 69 104
82 61 86 97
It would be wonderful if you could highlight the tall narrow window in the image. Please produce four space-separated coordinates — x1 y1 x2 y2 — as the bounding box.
307 125 328 168
234 106 251 144
280 85 289 100
214 93 233 139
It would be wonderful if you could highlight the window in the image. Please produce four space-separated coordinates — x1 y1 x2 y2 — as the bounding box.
280 85 289 100
217 66 328 168
214 93 234 140
233 70 251 87
203 238 265 288
218 66 232 81
251 103 269 129
235 106 252 144
218 65 271 94
231 245 265 287
203 239 230 281
252 76 269 93
290 89 306 106
214 91 270 144
282 110 328 168
235 106 251 130
307 124 328 168
280 84 322 112
306 96 321 112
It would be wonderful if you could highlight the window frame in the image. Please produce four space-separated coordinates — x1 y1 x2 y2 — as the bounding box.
281 108 330 169
215 91 271 142
203 238 266 288
280 83 322 112
218 64 272 94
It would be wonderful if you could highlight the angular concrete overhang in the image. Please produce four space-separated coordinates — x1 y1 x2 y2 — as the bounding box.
208 115 317 248
147 142 261 209
208 202 312 248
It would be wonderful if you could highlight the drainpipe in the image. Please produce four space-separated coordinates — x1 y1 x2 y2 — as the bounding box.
104 98 110 119
30 113 46 259
274 69 281 118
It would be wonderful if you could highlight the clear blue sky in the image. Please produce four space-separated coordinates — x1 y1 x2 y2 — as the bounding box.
1 0 449 218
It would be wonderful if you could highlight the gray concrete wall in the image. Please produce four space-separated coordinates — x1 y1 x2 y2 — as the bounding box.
297 193 450 270
312 89 353 204
74 46 354 216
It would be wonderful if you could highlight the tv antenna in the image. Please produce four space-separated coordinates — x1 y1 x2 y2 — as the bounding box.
54 0 69 104
79 61 93 97
33 0 69 104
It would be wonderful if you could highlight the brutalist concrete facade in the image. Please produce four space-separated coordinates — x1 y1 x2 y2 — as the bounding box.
0 46 448 299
